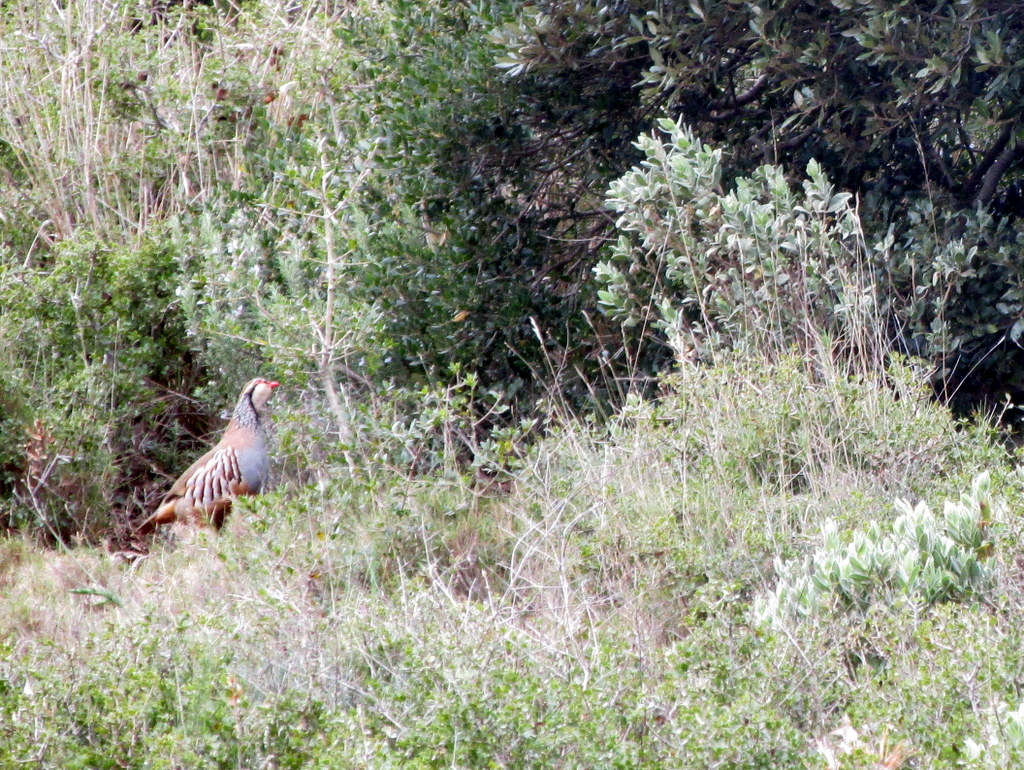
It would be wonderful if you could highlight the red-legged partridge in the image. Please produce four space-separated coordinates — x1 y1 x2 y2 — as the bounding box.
139 378 279 533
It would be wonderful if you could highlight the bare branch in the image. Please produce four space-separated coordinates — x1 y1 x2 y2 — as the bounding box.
963 118 1018 202
709 73 771 111
973 140 1023 208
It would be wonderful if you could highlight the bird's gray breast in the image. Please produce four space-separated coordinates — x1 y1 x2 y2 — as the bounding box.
236 444 270 493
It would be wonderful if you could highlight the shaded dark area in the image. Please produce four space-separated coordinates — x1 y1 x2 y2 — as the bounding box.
482 0 1024 415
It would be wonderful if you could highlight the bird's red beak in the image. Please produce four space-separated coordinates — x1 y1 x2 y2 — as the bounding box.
266 380 280 389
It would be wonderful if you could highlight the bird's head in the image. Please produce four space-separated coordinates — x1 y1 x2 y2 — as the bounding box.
243 377 280 412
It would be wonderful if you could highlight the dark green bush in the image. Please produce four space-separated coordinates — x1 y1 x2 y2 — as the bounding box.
0 235 208 538
496 1 1024 411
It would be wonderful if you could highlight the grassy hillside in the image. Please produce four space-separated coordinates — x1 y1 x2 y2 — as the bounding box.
1 1 1024 767
1 354 1023 767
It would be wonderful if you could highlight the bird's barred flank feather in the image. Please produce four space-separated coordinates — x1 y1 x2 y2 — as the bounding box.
186 447 240 508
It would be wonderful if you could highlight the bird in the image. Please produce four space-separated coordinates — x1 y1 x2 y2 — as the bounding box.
138 378 280 534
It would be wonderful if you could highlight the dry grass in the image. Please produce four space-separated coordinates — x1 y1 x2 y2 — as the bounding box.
0 0 337 252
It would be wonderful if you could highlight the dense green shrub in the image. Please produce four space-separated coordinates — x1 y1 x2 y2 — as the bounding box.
0 624 333 768
496 1 1024 409
0 236 199 537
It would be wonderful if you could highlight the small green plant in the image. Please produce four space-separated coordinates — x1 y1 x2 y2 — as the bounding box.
758 472 1000 622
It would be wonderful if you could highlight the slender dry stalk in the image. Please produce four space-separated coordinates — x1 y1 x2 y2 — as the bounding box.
0 0 335 249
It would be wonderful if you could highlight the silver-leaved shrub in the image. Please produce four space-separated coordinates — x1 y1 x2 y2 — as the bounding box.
758 472 999 622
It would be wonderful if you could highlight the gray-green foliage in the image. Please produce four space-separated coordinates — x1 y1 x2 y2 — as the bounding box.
599 119 873 360
759 472 1000 622
966 699 1024 766
880 202 1024 394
